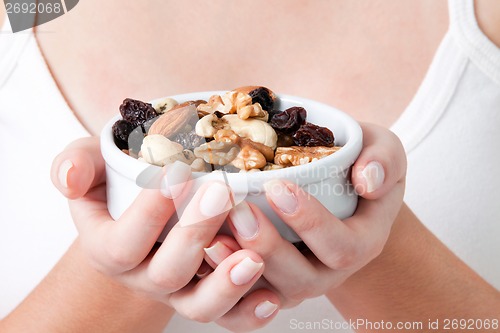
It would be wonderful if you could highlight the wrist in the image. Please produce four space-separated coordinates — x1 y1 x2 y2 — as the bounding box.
2 238 174 333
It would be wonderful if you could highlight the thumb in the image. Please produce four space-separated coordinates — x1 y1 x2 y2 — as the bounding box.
50 136 105 199
351 123 407 200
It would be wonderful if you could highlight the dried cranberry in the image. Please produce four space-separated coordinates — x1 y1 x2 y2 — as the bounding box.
249 87 275 112
119 98 158 128
269 107 307 134
112 120 134 150
293 123 335 147
172 131 206 150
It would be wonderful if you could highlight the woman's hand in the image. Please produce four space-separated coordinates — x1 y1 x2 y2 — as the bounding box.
203 123 407 311
50 137 281 331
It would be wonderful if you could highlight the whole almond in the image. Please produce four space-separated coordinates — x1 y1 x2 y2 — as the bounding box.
148 104 197 138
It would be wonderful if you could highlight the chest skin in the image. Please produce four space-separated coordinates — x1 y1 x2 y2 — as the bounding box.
35 0 448 134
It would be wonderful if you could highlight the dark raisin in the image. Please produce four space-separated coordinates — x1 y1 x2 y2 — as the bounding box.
213 111 226 118
249 87 275 112
293 123 335 147
112 120 134 150
119 98 158 128
267 109 281 123
277 132 295 147
171 131 207 150
269 107 307 134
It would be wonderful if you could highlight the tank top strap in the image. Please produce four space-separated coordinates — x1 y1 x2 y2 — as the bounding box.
0 15 33 89
448 0 500 85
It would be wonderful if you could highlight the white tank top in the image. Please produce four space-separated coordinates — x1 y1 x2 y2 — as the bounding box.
1 0 499 331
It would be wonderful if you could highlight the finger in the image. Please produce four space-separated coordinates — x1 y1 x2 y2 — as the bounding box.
50 136 106 199
264 178 404 271
228 201 320 300
68 163 192 274
216 289 280 332
196 261 213 279
169 250 265 323
351 123 407 199
136 181 234 293
204 234 241 268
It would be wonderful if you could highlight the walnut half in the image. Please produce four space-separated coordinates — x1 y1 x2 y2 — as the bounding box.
274 146 341 167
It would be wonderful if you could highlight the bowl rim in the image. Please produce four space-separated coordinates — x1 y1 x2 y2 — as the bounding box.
100 91 363 184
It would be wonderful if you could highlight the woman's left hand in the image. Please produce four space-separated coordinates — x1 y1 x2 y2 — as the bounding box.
203 123 407 323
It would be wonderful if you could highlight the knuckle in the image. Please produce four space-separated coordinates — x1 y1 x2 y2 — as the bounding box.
147 266 187 292
326 247 359 270
179 307 214 323
291 214 321 234
105 244 137 272
286 287 313 302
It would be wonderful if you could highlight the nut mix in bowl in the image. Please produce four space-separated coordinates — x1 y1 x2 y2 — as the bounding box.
101 87 363 243
112 86 341 173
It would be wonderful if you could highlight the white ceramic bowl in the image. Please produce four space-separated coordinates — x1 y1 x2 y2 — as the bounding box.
101 91 363 243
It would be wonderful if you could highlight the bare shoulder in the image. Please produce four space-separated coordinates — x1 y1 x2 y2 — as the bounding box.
476 0 500 47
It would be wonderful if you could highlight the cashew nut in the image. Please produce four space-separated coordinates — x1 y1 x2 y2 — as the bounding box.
224 115 278 150
195 114 229 138
140 134 187 167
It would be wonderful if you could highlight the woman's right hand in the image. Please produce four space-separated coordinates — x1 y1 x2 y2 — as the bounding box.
50 137 281 331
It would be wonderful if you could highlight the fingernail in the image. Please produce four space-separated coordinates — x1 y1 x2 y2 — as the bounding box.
199 182 231 218
196 265 211 279
230 257 263 286
204 242 233 266
255 301 278 319
229 202 259 239
361 161 385 193
161 161 192 199
263 180 297 214
58 160 73 189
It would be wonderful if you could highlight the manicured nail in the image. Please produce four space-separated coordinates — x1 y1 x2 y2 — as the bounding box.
230 257 263 286
161 161 192 199
263 180 297 214
58 160 73 189
229 202 259 239
199 182 231 218
204 242 233 265
361 161 385 193
196 264 211 279
255 301 278 319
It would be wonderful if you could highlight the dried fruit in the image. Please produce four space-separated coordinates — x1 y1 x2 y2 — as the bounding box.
276 132 294 147
293 123 335 147
270 107 307 134
119 98 158 128
274 146 341 167
234 86 276 112
248 87 276 112
112 120 134 149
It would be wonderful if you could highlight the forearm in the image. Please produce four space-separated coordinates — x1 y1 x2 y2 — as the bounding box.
0 239 174 333
327 204 500 332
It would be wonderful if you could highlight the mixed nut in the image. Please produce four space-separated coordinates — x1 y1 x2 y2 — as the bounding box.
112 86 341 173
